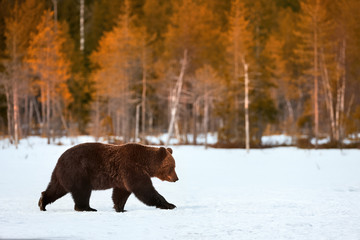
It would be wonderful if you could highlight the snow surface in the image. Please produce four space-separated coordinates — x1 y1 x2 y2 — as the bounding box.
1 137 360 240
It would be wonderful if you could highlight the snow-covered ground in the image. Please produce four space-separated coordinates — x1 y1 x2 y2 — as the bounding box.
1 137 360 239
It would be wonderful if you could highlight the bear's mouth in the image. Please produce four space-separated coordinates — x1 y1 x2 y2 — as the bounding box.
167 175 178 182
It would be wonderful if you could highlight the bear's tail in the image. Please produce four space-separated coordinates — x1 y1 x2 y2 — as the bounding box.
38 172 68 211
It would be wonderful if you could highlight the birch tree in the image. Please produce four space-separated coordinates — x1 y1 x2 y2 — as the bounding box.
1 0 45 147
194 65 221 148
26 10 70 143
296 0 330 147
165 50 187 146
80 0 85 52
227 0 253 152
164 0 220 144
3 2 24 147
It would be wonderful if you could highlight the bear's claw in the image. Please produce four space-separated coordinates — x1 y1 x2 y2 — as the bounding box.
158 202 176 210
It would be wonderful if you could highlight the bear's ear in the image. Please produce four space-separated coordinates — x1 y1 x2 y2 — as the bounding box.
159 147 167 157
167 148 173 154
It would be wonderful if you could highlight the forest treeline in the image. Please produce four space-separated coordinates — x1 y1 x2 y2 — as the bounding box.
0 0 359 148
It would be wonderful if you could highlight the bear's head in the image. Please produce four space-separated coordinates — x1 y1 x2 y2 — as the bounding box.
155 147 178 182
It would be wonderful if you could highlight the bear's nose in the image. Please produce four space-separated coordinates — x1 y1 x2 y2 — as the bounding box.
173 176 179 182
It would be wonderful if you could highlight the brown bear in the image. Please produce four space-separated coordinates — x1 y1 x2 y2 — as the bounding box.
38 143 178 212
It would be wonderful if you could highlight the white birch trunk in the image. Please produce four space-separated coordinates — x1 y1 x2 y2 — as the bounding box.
94 96 100 141
285 99 295 133
116 110 121 138
320 50 336 140
193 98 199 145
166 49 187 146
55 100 69 134
141 40 147 138
337 38 346 143
4 84 13 143
13 80 19 148
11 31 20 147
314 16 319 148
52 0 58 32
46 82 51 144
80 0 85 51
204 94 209 149
135 103 141 142
242 57 250 153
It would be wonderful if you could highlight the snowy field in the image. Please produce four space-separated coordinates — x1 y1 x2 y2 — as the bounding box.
1 137 360 240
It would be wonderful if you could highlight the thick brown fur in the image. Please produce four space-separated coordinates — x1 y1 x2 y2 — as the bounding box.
38 143 178 212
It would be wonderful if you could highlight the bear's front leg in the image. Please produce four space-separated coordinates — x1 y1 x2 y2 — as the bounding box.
131 179 176 210
134 187 176 209
71 188 97 212
112 187 131 212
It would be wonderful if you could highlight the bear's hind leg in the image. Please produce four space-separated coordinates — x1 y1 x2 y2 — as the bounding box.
112 188 131 212
39 174 68 211
71 188 97 212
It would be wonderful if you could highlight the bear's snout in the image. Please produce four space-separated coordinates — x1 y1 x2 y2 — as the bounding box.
172 175 179 182
168 171 179 182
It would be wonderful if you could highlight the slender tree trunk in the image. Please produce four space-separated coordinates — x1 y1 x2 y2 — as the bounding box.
148 111 153 134
320 50 336 141
94 96 100 141
52 0 58 32
334 42 344 144
336 38 346 144
174 121 181 143
29 96 33 135
10 30 20 147
40 85 45 131
135 103 141 141
4 84 13 143
335 86 341 142
166 49 187 146
123 88 129 142
80 0 85 52
13 80 19 148
233 18 240 141
116 110 121 138
32 96 42 129
46 82 51 144
204 94 209 149
242 57 250 153
55 100 68 134
285 98 295 135
193 98 198 145
141 41 147 138
345 94 354 120
23 93 28 137
313 8 319 148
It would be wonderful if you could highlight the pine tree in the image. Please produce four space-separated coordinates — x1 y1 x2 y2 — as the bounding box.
86 0 123 56
225 0 253 150
296 0 332 146
90 0 140 141
264 8 300 137
165 0 221 72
